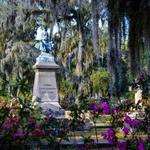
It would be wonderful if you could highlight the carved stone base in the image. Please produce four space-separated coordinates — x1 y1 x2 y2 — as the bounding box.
32 61 64 117
39 102 64 118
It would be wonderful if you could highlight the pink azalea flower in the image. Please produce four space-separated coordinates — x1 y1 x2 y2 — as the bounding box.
101 102 110 114
101 133 107 139
112 107 120 114
102 108 110 114
92 104 100 113
108 128 115 136
122 127 130 135
102 128 116 144
2 121 12 129
28 118 34 124
13 129 25 139
117 141 128 150
44 114 53 123
138 139 145 150
34 123 40 128
11 116 19 125
124 115 132 124
131 119 140 128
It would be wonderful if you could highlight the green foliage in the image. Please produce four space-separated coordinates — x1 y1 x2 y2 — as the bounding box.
90 68 109 97
99 31 108 55
83 135 92 143
125 91 134 102
60 31 79 57
0 32 7 52
0 58 34 99
69 104 85 131
59 78 76 109
0 77 9 97
15 19 36 42
59 79 76 98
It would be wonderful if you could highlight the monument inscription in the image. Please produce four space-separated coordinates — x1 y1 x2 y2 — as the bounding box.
33 71 58 102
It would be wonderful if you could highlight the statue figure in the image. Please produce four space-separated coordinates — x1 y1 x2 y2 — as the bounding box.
35 26 55 63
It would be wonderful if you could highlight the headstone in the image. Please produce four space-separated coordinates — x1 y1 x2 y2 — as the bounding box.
32 53 64 118
135 87 143 106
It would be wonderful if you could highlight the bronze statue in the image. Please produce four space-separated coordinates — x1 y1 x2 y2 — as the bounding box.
35 26 55 63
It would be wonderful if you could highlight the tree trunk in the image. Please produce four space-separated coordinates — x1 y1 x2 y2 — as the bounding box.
58 21 67 51
91 0 100 67
148 41 150 74
16 87 20 98
107 12 122 98
128 18 141 77
76 1 84 77
76 28 84 76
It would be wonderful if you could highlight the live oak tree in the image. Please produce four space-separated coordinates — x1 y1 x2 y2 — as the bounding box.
0 0 149 100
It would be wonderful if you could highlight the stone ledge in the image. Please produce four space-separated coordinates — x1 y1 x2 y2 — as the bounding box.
33 62 60 69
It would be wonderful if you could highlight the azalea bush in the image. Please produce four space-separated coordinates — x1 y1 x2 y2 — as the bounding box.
101 112 150 150
0 99 69 150
90 99 150 150
74 97 150 150
0 93 150 149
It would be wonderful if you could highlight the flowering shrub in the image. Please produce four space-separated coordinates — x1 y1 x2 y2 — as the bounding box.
124 115 141 128
78 95 150 150
102 128 117 143
100 103 150 150
0 99 69 149
0 91 150 149
90 100 110 115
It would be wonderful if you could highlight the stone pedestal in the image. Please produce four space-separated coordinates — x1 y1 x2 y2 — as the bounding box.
32 61 64 117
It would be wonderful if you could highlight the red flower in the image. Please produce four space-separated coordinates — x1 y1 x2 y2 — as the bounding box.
11 116 19 125
32 128 45 137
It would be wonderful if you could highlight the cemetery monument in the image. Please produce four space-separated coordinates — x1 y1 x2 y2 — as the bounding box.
32 26 64 117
